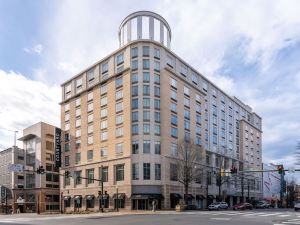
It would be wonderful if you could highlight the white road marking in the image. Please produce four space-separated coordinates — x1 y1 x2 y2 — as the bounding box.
210 217 231 220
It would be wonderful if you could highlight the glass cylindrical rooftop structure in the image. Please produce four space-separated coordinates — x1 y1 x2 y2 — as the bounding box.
119 11 172 49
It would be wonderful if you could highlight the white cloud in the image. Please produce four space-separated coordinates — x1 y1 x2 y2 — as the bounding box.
0 70 60 150
23 44 43 54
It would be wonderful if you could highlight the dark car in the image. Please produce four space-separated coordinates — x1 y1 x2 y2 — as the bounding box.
233 202 253 210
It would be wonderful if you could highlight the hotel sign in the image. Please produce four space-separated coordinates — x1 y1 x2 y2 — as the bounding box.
54 128 62 168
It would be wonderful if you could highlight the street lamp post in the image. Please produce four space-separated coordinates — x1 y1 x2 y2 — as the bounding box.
116 185 119 212
100 165 104 213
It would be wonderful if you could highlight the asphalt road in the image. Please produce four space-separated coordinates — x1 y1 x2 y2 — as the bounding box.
0 209 299 225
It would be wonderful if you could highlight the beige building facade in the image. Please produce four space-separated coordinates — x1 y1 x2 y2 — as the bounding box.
60 11 263 211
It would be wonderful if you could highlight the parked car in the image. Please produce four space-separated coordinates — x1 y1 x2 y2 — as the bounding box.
233 202 253 210
294 201 300 211
208 202 229 210
256 201 271 209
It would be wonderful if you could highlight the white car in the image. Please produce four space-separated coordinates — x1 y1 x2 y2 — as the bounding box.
208 202 228 210
295 201 300 211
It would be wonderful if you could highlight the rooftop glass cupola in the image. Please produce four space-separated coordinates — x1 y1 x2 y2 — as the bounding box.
118 11 172 49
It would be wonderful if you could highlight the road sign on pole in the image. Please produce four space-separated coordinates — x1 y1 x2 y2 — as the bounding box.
8 164 24 172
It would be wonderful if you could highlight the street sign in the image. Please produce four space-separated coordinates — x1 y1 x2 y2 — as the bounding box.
8 164 24 172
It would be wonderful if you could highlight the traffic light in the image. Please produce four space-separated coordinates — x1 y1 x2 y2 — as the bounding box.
277 164 284 174
64 171 71 178
37 166 45 174
230 166 237 174
220 168 225 177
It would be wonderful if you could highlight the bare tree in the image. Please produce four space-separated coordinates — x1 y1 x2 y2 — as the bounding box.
176 140 203 204
295 142 300 165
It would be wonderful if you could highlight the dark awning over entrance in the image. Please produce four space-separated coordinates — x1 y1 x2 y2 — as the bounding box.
196 195 205 200
74 195 82 200
131 194 164 200
112 193 125 199
64 196 71 200
208 195 215 199
170 193 182 199
99 194 109 200
86 195 94 200
184 194 195 200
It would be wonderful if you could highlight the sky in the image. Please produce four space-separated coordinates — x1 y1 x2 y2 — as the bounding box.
0 0 299 178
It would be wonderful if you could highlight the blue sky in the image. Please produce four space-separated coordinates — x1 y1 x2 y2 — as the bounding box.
0 0 300 178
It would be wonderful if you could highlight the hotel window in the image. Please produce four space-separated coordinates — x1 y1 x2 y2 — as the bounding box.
196 114 201 124
212 105 217 115
154 125 160 135
131 72 138 83
185 132 190 141
154 111 160 123
75 153 81 164
132 124 138 135
143 140 150 154
131 47 138 58
64 133 69 142
196 136 202 145
132 141 139 154
155 141 161 155
213 125 217 134
196 94 201 103
154 74 160 84
132 111 138 122
116 102 123 113
87 113 93 123
87 69 95 83
115 77 123 89
65 84 71 98
64 103 70 112
101 108 108 118
132 163 139 180
143 46 150 56
170 77 177 88
101 96 107 107
196 125 201 135
143 111 150 121
132 98 138 109
88 124 93 134
116 89 123 100
64 143 70 152
100 167 108 182
143 72 150 83
184 109 190 120
196 103 201 114
76 77 82 92
87 102 93 112
143 163 150 180
184 120 190 130
87 92 93 102
75 129 81 138
115 143 123 155
170 89 177 100
116 53 124 65
75 139 81 149
154 99 160 110
184 97 190 107
154 86 160 97
170 102 177 113
192 73 198 84
171 114 178 126
155 164 161 180
101 62 108 74
116 114 123 125
143 98 150 108
154 61 160 72
143 85 150 95
76 98 81 107
171 127 178 138
116 127 123 137
143 59 150 69
154 48 160 59
87 150 93 161
203 82 208 91
87 169 94 184
101 131 108 141
213 135 217 144
115 164 124 181
100 147 108 157
166 55 174 68
131 60 138 71
132 86 138 97
143 124 150 134
184 86 190 96
64 156 70 166
170 163 178 181
100 84 107 95
101 120 108 130
171 143 178 156
64 113 70 121
65 123 70 131
180 64 188 76
76 118 81 127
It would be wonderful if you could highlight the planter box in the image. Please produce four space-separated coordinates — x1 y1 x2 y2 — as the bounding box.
175 204 187 212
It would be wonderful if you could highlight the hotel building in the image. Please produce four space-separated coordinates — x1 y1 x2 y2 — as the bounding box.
60 11 263 211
